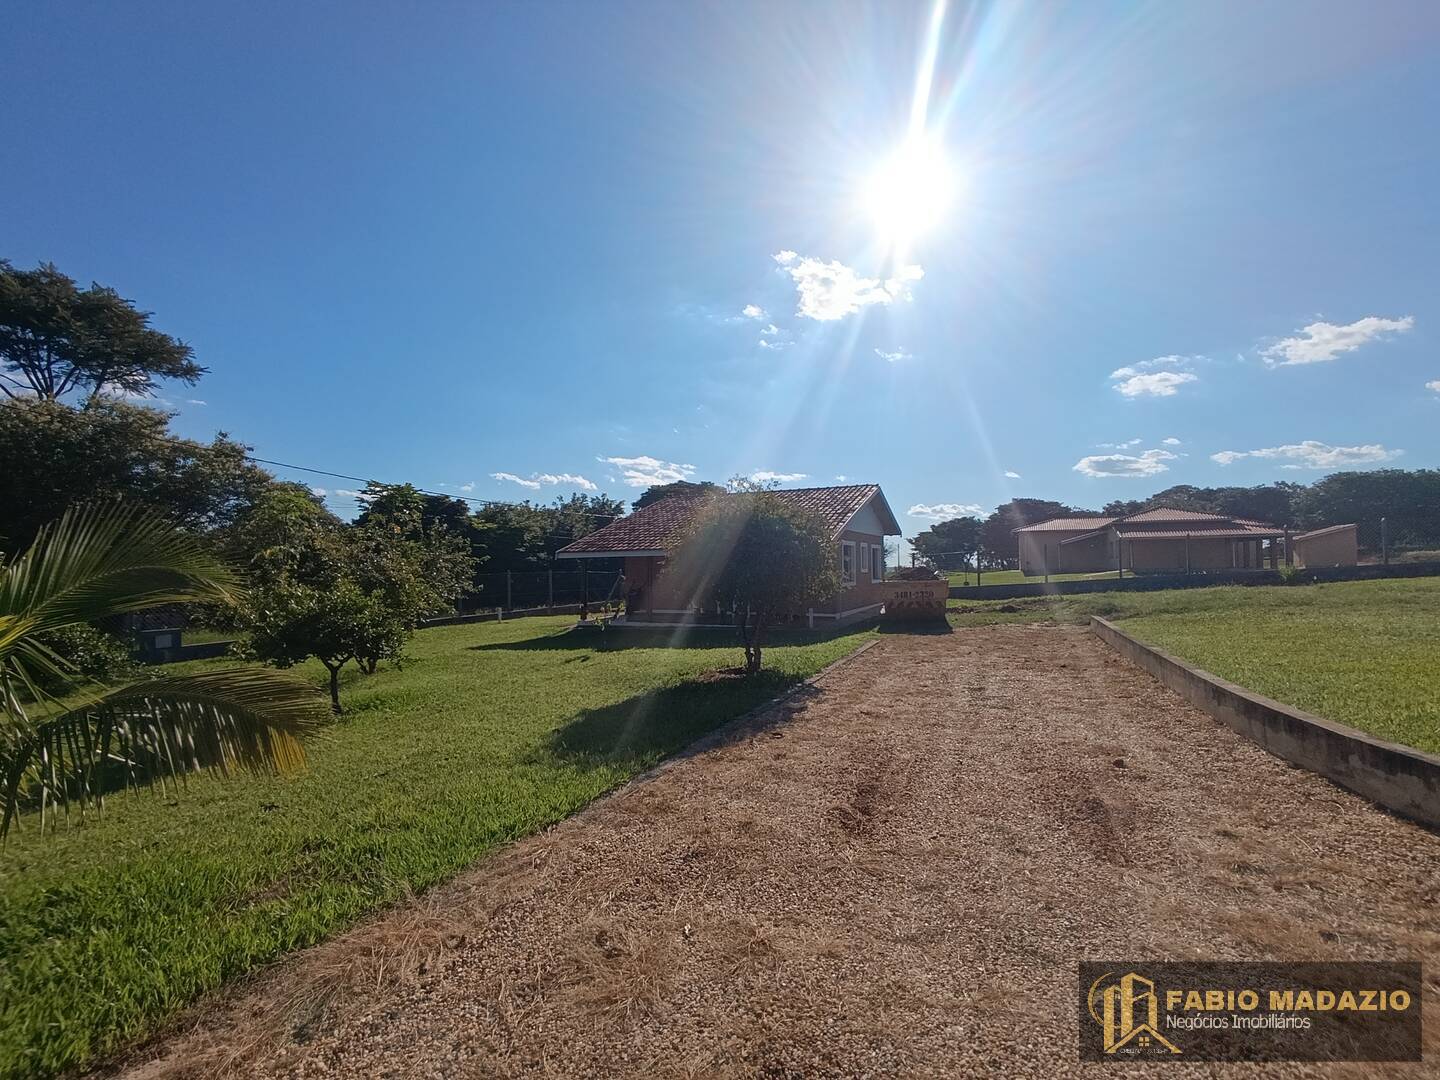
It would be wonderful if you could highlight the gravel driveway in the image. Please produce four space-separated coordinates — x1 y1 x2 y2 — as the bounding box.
119 626 1440 1079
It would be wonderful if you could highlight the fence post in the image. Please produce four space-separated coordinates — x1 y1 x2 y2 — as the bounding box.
1184 533 1191 575
506 570 512 611
807 608 814 629
548 569 554 609
1381 517 1389 565
976 546 982 587
1284 527 1293 566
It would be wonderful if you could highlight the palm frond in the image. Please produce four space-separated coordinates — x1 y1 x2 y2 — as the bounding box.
2 668 329 837
0 502 241 647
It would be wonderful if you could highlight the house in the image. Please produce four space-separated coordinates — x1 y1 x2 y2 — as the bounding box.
1291 523 1359 568
1015 508 1288 576
555 484 902 625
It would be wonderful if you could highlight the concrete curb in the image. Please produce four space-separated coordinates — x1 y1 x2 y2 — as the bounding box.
566 637 882 826
1090 616 1440 829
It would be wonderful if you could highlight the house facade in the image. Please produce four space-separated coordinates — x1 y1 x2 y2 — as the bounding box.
1015 508 1288 576
556 484 902 625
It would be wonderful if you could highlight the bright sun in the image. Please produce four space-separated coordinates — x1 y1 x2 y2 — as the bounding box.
861 137 956 250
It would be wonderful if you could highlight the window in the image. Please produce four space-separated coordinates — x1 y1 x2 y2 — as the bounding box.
858 542 869 583
871 543 883 583
840 539 856 585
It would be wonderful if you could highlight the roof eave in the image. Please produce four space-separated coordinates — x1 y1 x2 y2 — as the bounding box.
555 548 667 560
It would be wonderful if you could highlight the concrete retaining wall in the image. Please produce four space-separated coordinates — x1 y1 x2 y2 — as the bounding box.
1090 616 1440 829
951 561 1440 601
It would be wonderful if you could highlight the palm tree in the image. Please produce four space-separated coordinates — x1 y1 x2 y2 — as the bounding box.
0 503 329 837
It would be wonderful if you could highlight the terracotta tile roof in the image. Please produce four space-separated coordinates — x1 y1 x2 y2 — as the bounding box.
1294 523 1357 541
556 484 895 557
1120 507 1235 524
1112 524 1285 540
1013 516 1117 533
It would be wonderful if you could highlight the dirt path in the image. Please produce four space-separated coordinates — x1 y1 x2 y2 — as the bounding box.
119 626 1440 1079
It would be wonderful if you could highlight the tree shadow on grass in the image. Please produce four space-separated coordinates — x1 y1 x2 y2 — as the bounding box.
471 621 864 654
540 670 821 771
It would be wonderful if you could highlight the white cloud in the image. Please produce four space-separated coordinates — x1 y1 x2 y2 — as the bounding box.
185 399 207 406
492 471 541 490
334 488 365 499
598 455 696 488
311 487 327 497
1262 316 1414 366
1209 441 1401 470
908 502 984 520
775 251 924 321
875 347 911 363
1112 371 1198 398
834 474 849 481
1162 437 1182 445
741 304 765 320
758 338 788 351
1110 355 1199 379
1073 448 1177 478
1426 380 1440 393
491 471 597 491
536 472 597 490
761 323 781 336
459 481 475 493
1004 470 1021 479
750 470 808 484
1098 437 1142 449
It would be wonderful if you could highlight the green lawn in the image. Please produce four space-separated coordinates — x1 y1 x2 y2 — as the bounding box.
0 616 873 1078
950 577 1440 753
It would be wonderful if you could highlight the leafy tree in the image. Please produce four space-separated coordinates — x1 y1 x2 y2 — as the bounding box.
1292 469 1440 549
911 516 982 571
0 260 202 402
0 503 327 836
1102 483 1303 524
235 488 474 709
980 499 1091 568
632 480 723 511
663 491 839 674
0 398 272 552
469 493 625 574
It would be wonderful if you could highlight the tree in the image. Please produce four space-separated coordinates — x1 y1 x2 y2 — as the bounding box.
0 503 328 836
980 499 1090 568
911 516 982 571
0 260 202 402
1292 469 1440 549
235 488 475 709
1102 483 1303 524
662 491 840 674
632 480 723 511
0 398 273 552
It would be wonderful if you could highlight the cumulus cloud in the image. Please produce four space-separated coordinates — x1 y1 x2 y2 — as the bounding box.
758 338 788 351
1098 438 1142 449
334 488 365 499
1004 470 1021 479
741 304 766 320
492 471 597 491
1262 316 1414 366
908 502 984 520
749 470 808 484
774 251 924 321
599 455 696 488
1073 448 1177 478
1210 441 1401 469
1162 437 1182 445
875 347 911 363
492 471 541 490
1426 380 1440 393
311 487 327 497
459 481 475 493
1112 371 1198 398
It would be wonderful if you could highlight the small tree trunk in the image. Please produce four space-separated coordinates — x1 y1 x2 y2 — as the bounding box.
325 662 342 714
748 617 765 673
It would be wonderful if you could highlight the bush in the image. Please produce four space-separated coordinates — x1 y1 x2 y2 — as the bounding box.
34 624 137 689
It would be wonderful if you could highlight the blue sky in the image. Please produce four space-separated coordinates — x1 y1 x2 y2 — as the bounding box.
5 0 1439 542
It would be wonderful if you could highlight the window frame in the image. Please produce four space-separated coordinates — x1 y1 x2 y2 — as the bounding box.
840 539 856 586
871 542 883 583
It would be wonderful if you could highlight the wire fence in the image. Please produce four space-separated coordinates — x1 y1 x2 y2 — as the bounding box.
457 570 625 614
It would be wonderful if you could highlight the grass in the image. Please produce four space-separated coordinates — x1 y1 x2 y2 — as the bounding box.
944 568 1131 587
949 577 1440 753
0 616 873 1079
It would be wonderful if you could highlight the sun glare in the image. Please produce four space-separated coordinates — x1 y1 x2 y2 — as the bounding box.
861 137 956 252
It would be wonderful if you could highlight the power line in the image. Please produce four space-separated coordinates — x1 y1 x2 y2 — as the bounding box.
245 455 627 524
